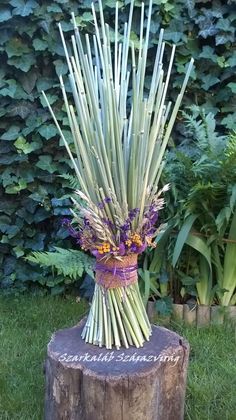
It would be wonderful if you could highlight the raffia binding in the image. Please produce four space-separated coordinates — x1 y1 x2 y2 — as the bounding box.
95 254 138 289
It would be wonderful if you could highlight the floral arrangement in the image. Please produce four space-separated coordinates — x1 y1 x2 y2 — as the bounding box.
43 0 193 349
62 185 168 259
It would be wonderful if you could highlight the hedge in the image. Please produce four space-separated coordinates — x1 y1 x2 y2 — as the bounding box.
0 0 235 292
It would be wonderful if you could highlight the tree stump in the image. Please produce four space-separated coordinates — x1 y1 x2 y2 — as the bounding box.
44 318 189 420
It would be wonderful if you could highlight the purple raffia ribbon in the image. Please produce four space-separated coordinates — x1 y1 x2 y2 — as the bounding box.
95 262 138 288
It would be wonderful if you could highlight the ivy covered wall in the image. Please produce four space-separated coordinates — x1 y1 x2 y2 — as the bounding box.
0 0 235 292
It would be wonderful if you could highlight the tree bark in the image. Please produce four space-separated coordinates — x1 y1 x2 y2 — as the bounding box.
44 318 189 420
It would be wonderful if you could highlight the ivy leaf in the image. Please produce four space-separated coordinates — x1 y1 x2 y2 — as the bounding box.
13 246 25 257
0 7 12 22
164 31 183 44
5 38 31 57
36 155 58 173
0 80 17 98
33 38 48 51
221 114 236 130
24 233 46 251
6 179 28 194
227 52 236 67
202 75 220 91
10 0 39 17
7 54 36 72
19 70 37 93
36 77 54 92
227 83 236 94
216 33 234 46
199 46 217 63
8 103 33 119
53 59 68 77
14 136 41 154
40 94 58 107
1 125 21 141
46 4 62 13
38 124 58 140
156 296 173 316
215 18 234 32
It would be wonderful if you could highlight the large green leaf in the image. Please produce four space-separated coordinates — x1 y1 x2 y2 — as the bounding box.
38 124 58 140
172 214 198 267
10 0 38 17
36 155 58 173
185 233 212 275
0 7 11 22
221 212 236 305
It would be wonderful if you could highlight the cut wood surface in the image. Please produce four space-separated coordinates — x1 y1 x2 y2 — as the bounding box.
44 318 189 420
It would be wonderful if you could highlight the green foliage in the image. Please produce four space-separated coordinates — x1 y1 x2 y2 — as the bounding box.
26 246 94 280
162 111 236 305
0 0 235 291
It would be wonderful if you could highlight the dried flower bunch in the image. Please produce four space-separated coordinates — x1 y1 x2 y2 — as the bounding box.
62 184 169 259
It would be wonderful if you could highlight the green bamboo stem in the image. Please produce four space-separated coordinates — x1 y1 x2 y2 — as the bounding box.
110 289 129 348
102 289 109 348
97 286 103 346
114 288 140 347
107 290 121 349
117 288 144 346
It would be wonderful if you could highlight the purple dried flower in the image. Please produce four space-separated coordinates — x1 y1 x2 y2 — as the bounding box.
128 208 140 221
118 243 126 256
91 249 100 257
97 197 111 209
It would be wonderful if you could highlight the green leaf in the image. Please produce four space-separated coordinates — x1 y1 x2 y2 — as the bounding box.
10 0 38 17
25 247 94 280
46 4 62 13
0 80 17 98
0 7 12 22
1 125 21 141
216 33 234 46
172 214 198 267
36 78 54 92
8 104 32 119
6 179 28 194
227 52 236 67
180 275 199 286
5 38 31 57
33 38 48 51
227 83 236 94
221 114 236 130
38 124 58 140
199 46 217 63
14 136 41 154
13 246 25 257
36 155 58 173
156 296 172 316
222 212 236 305
229 185 236 211
202 75 220 91
40 94 58 107
185 233 212 275
7 54 36 72
53 59 68 77
80 11 93 21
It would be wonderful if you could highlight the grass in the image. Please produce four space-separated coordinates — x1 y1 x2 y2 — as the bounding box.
0 295 88 420
0 295 235 420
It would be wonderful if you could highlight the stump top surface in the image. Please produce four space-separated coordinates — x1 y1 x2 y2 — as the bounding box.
48 319 188 377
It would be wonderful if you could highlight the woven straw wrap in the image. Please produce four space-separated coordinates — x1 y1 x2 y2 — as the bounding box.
95 254 138 289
